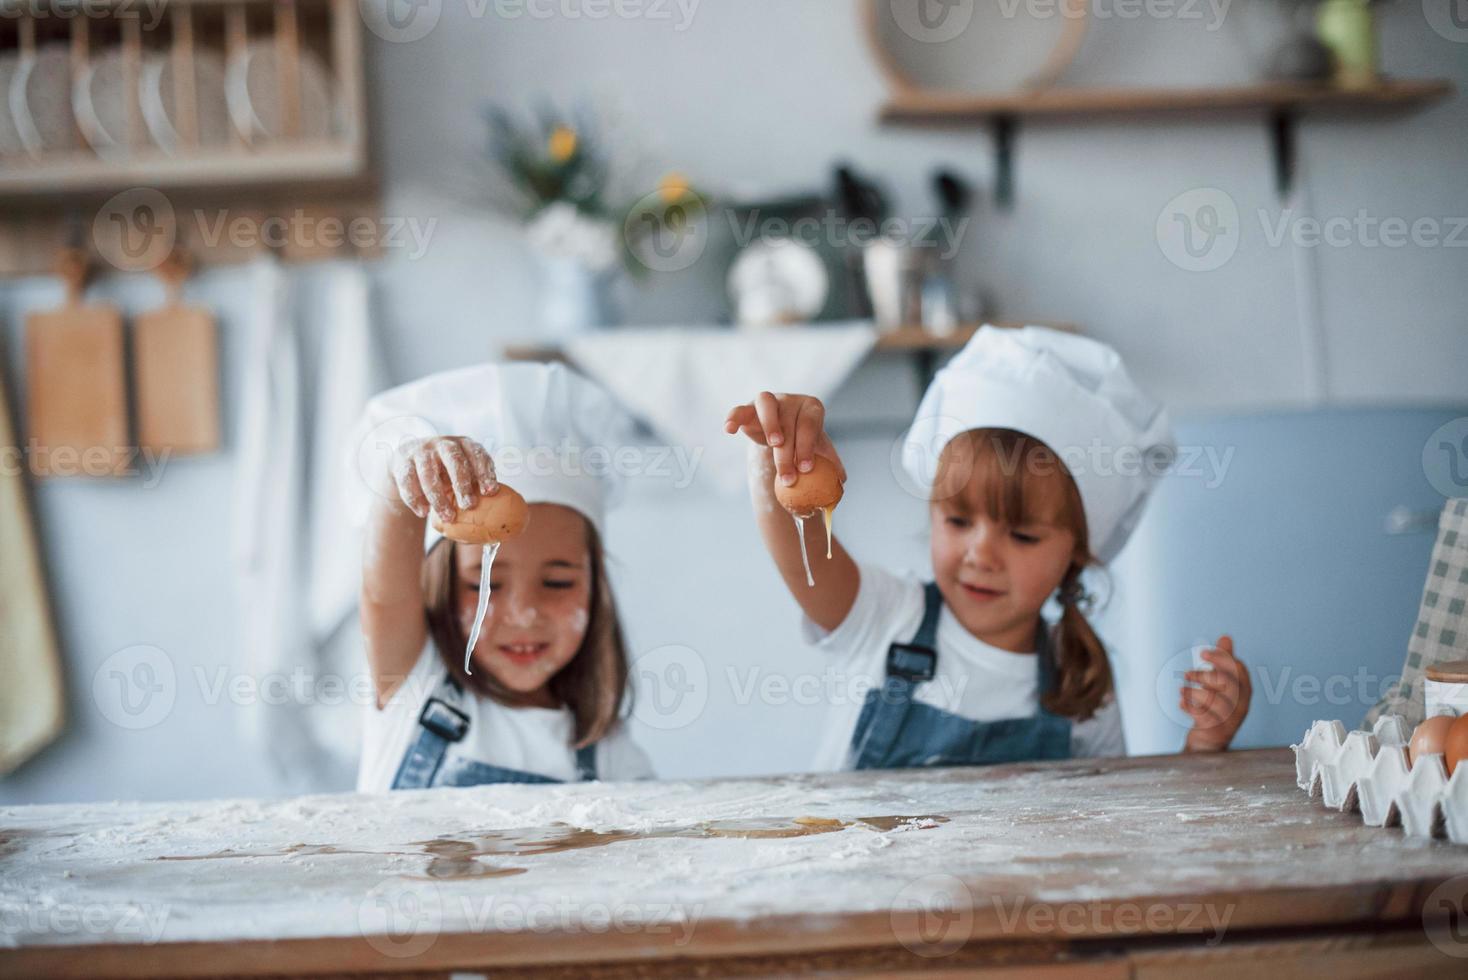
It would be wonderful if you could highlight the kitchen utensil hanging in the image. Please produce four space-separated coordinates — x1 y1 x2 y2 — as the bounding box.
24 248 131 479
133 248 221 458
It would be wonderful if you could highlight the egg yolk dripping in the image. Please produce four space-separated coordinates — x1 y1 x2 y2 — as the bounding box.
791 505 836 587
463 541 501 675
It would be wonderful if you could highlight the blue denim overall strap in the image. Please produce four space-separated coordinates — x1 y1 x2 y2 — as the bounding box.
847 582 1073 770
390 673 598 789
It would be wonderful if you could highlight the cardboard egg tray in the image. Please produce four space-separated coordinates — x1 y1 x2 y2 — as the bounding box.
1291 716 1468 842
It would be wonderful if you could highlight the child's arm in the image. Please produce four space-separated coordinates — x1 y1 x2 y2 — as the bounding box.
360 436 496 707
726 392 859 633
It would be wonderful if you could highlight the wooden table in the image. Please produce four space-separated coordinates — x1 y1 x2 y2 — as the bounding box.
3 749 1467 978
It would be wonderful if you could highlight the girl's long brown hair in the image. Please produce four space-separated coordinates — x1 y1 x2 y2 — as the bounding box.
935 428 1112 721
420 521 631 748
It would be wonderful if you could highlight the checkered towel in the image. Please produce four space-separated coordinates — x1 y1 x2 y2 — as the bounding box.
1364 497 1468 730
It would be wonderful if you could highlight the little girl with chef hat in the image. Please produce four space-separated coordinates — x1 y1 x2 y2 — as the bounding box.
352 362 653 791
726 326 1251 770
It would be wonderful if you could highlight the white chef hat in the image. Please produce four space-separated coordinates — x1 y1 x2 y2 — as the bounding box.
347 361 639 552
900 325 1175 563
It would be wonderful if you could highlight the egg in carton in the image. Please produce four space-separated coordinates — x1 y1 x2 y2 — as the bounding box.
1291 715 1468 842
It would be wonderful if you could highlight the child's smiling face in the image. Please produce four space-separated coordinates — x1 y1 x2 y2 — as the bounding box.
928 430 1084 653
453 503 592 705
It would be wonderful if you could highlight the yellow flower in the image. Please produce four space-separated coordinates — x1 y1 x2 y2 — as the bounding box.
548 126 578 163
657 171 691 203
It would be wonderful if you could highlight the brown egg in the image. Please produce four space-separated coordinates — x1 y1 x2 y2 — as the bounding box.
431 485 530 545
1443 715 1468 776
1409 715 1456 765
774 455 844 516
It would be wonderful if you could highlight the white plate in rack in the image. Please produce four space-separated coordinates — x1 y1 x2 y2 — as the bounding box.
0 52 23 156
74 46 147 159
11 43 77 156
225 40 337 145
141 49 233 154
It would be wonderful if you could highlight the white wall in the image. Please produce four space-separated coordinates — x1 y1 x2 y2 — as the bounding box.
367 1 1468 408
3 1 1465 803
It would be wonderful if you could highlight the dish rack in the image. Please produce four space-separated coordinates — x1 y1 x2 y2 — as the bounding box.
0 0 365 185
1292 716 1468 843
0 0 371 275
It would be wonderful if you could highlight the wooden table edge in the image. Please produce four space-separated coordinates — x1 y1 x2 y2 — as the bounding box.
0 874 1454 979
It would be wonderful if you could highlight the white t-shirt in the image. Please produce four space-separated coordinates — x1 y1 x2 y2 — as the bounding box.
357 641 655 793
802 563 1126 772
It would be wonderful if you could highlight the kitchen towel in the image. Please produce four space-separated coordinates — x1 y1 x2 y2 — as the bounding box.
1363 496 1468 730
564 324 877 495
0 347 64 775
232 257 384 784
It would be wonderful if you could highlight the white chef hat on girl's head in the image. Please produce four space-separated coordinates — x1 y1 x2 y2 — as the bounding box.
348 361 640 552
900 325 1175 564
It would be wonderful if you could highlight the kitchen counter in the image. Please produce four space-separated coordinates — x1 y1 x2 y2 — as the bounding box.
2 749 1464 977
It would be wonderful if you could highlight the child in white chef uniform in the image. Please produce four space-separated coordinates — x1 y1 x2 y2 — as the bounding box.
353 362 653 791
726 326 1252 769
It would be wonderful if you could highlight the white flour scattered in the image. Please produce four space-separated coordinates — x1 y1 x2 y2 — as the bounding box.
5 753 1468 951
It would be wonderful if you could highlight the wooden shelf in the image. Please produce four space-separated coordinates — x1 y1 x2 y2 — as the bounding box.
0 144 366 199
505 321 1076 388
880 79 1454 124
879 78 1455 206
506 321 1073 361
873 321 1073 350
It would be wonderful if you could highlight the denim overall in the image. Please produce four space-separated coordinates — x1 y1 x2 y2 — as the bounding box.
391 672 597 788
848 582 1072 770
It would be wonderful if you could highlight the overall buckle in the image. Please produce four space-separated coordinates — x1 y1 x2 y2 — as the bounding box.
886 643 937 682
418 697 470 742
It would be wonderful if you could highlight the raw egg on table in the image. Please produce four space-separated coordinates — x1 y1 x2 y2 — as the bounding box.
1408 715 1456 765
774 456 843 587
1444 715 1468 776
431 485 530 674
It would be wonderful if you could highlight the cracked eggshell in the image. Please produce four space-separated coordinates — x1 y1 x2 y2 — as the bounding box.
774 455 843 515
431 485 530 545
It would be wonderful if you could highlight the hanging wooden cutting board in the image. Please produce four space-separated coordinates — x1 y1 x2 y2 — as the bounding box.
25 249 131 478
0 347 65 774
133 251 220 456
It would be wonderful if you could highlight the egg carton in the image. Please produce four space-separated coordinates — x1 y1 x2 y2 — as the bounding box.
1291 716 1468 842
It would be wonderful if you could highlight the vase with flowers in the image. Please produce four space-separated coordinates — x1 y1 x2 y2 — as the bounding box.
483 105 702 336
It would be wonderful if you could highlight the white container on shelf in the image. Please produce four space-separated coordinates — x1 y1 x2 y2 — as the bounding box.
1426 660 1468 718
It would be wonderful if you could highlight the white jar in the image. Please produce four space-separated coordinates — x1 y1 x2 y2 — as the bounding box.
1424 660 1468 719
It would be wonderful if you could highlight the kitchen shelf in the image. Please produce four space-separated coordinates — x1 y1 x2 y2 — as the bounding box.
880 79 1453 123
507 321 1071 360
879 79 1455 206
0 144 365 199
505 321 1077 387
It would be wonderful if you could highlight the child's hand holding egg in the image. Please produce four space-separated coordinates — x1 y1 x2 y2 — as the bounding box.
387 435 525 676
388 435 501 527
773 454 844 518
726 391 848 586
724 391 847 508
431 486 530 544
